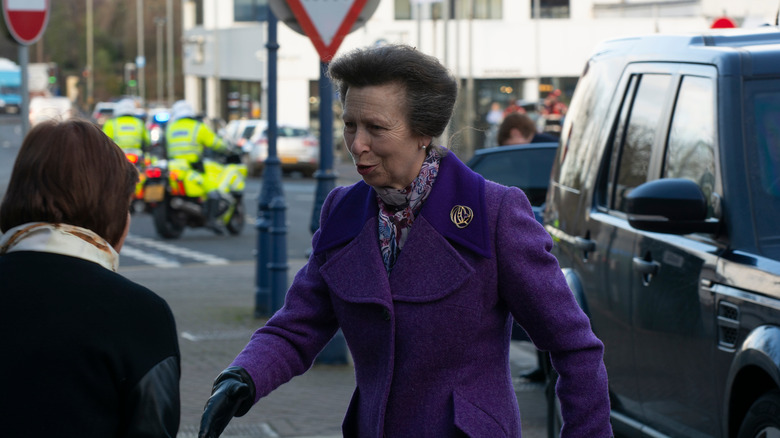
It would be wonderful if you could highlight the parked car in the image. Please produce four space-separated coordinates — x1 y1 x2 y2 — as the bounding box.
224 118 266 153
466 143 557 223
245 124 319 177
29 96 75 126
543 27 780 437
91 101 115 127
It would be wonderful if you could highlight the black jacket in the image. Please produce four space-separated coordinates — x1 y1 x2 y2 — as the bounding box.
0 251 181 437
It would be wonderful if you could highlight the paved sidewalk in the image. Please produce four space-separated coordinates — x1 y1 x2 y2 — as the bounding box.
121 258 545 438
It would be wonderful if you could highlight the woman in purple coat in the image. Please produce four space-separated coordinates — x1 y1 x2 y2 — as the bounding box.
199 44 612 437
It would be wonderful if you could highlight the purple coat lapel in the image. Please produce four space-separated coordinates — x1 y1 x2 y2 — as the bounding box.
314 152 491 305
419 152 492 259
314 152 492 259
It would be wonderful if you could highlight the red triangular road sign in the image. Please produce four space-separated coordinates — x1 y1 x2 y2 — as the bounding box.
286 0 368 62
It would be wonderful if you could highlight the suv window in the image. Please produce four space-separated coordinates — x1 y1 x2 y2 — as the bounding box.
557 57 623 191
607 73 673 212
664 75 717 218
745 78 780 260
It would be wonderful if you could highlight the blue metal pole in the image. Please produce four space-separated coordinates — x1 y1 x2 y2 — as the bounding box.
309 61 338 234
255 8 286 317
19 45 29 138
269 195 288 312
311 60 347 365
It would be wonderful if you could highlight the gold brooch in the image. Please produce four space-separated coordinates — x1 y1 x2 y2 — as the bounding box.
450 205 473 229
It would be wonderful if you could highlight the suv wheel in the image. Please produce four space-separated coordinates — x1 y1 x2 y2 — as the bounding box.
737 390 780 438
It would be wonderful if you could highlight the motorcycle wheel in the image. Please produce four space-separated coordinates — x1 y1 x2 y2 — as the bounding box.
152 198 185 239
226 197 245 235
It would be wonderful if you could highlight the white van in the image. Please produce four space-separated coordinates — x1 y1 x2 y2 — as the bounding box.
29 96 75 126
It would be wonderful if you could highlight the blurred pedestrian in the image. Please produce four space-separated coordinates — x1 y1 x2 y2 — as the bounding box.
541 89 568 116
0 119 181 437
498 111 558 146
503 95 527 116
484 101 504 148
198 44 612 438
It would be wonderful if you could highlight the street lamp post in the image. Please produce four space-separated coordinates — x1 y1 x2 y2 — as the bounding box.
309 62 337 235
166 0 174 105
137 0 145 102
155 17 165 103
86 0 93 108
255 9 287 317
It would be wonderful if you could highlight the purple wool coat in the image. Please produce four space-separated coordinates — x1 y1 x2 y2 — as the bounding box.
232 152 612 437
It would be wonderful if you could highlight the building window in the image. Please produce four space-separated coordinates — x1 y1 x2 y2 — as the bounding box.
194 0 204 26
531 0 570 19
395 0 503 20
235 0 269 22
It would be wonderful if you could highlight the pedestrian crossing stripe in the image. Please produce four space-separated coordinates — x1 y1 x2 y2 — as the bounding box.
121 234 230 268
120 245 181 268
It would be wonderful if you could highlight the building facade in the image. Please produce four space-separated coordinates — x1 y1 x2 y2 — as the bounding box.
181 0 779 158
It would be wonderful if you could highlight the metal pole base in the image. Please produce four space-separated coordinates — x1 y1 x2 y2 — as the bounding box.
315 329 349 365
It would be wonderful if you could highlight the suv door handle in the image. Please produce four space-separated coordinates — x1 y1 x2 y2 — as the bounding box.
574 236 596 262
632 257 660 274
574 237 595 252
633 257 660 286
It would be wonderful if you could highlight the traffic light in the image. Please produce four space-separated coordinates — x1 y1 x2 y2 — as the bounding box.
124 62 137 89
47 65 57 85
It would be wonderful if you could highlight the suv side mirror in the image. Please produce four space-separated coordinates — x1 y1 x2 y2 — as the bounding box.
626 178 720 235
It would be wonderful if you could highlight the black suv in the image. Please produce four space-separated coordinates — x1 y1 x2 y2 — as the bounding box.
543 28 780 437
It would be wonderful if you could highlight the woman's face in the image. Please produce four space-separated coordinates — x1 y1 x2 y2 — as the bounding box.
342 82 430 190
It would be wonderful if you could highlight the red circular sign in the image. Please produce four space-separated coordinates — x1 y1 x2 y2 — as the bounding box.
2 0 51 45
711 16 737 29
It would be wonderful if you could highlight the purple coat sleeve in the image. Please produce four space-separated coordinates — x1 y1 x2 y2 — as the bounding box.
493 185 612 437
230 186 348 402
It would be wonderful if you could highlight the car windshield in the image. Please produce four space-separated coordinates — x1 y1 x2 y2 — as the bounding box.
241 125 256 139
469 147 556 207
278 127 309 137
745 78 780 260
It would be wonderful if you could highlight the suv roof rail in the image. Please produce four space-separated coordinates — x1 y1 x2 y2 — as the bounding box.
697 27 780 47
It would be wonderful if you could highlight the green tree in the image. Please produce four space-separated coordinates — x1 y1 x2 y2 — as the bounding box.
0 0 182 111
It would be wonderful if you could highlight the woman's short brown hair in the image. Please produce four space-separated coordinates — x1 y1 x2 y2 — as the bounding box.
498 112 538 146
0 119 138 247
328 43 458 141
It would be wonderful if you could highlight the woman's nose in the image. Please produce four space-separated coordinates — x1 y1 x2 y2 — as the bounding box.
348 129 369 156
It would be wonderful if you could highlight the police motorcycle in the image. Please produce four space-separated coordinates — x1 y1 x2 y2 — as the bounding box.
142 141 248 239
126 149 150 214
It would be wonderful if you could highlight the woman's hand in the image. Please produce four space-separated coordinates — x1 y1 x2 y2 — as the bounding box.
198 366 256 438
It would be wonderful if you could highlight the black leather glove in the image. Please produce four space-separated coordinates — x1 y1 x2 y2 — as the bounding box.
198 366 256 438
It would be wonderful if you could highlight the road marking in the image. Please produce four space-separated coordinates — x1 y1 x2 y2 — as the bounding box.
120 245 181 268
123 234 230 267
181 330 252 342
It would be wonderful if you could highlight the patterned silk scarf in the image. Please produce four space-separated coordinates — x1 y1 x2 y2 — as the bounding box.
377 149 441 273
